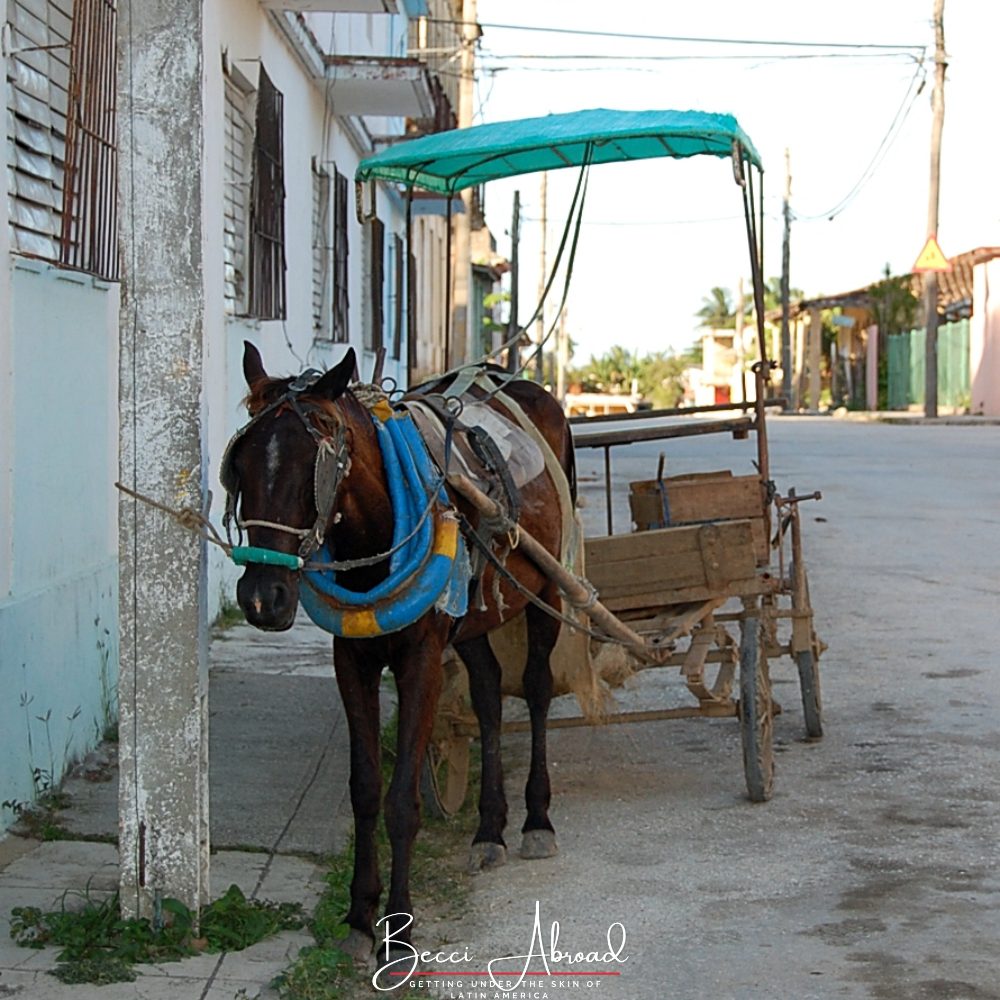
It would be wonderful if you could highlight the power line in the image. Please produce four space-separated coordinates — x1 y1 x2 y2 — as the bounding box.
479 50 924 64
794 58 928 221
425 17 926 52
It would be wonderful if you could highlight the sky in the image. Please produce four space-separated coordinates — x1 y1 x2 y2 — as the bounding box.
470 0 1000 364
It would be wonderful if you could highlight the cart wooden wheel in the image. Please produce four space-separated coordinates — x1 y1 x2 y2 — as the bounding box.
739 613 774 802
790 552 823 739
420 735 471 819
795 648 822 740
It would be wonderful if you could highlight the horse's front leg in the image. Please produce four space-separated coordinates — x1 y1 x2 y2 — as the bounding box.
333 637 384 958
380 624 446 952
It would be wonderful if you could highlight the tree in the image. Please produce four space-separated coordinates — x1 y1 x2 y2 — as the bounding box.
567 345 691 408
696 287 736 329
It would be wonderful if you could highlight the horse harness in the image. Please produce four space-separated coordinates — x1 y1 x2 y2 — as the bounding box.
220 368 531 634
220 370 350 569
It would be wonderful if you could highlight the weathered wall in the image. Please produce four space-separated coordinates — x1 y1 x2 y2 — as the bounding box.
0 261 119 827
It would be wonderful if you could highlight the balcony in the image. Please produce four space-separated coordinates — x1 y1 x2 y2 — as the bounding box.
323 55 435 118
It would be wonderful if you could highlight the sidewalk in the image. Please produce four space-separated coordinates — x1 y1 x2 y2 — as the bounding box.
0 614 351 999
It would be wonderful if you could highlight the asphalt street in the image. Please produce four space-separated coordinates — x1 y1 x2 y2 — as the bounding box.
416 416 1000 1000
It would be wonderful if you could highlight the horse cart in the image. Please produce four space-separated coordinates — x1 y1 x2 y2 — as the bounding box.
355 108 825 810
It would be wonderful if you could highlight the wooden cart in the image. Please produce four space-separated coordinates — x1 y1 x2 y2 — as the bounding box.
422 384 824 812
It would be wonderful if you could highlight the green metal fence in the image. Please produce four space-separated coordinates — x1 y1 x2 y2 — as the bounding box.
886 319 969 409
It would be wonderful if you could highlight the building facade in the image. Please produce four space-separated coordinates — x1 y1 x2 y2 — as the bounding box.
1 0 472 833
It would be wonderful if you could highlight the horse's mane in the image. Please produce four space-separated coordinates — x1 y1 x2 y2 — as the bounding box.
243 376 364 427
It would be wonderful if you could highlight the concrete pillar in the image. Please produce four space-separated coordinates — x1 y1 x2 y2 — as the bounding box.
808 307 823 410
117 0 209 918
866 324 880 411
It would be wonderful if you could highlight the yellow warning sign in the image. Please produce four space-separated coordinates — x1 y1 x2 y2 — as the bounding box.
913 235 951 272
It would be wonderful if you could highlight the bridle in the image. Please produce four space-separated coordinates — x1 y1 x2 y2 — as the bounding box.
220 372 351 567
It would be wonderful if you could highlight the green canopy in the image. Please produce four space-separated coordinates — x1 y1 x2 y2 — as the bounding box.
356 108 761 193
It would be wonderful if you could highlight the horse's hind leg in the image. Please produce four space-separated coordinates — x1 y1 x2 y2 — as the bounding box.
519 587 560 860
453 633 508 872
333 639 384 958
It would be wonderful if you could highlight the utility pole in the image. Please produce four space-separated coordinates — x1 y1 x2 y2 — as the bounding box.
506 190 520 373
556 307 569 404
734 275 746 403
780 147 793 407
534 171 548 383
452 0 477 365
118 0 210 920
924 0 946 418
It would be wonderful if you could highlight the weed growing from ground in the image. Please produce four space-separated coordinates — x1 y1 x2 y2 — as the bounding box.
9 883 304 984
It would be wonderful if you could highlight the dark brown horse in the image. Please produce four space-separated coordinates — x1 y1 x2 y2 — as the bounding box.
226 342 575 959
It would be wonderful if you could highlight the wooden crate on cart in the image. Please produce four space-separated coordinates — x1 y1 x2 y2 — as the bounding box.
628 472 771 566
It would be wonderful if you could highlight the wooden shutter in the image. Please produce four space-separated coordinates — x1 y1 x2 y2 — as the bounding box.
7 0 72 263
367 216 384 352
223 77 251 314
247 66 285 320
311 161 331 338
332 167 349 343
392 233 404 360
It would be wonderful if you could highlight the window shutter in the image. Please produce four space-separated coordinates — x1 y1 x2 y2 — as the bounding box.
332 167 349 343
7 0 72 262
247 66 285 320
223 77 251 314
311 161 331 338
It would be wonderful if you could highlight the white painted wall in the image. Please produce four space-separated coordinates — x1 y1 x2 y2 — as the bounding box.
202 3 418 620
0 261 119 826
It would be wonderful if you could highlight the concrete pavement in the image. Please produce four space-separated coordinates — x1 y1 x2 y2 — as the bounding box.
0 614 351 999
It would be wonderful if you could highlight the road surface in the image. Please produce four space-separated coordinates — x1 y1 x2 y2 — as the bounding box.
419 416 1000 1000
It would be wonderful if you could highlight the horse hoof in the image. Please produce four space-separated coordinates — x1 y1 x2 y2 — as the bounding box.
468 841 507 873
520 829 558 860
340 929 374 962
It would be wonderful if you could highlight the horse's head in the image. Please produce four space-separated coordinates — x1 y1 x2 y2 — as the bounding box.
224 342 355 631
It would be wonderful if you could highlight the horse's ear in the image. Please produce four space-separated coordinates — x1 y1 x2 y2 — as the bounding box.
313 348 356 401
243 341 268 389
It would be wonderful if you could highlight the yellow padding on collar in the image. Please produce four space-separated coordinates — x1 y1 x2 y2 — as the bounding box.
432 517 459 560
370 398 393 422
340 608 381 637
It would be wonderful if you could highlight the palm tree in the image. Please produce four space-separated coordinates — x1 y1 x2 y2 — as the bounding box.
696 287 736 329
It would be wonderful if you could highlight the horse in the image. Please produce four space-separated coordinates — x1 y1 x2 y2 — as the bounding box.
225 341 577 959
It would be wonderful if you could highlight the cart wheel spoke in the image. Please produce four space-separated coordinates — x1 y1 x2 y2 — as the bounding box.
739 615 774 802
420 737 471 819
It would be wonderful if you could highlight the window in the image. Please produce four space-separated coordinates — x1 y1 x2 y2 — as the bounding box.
311 160 332 338
364 216 384 353
223 73 252 314
332 167 349 343
247 66 285 320
7 0 118 280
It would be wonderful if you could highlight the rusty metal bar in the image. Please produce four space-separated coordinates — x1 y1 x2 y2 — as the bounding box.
574 415 754 451
568 397 787 426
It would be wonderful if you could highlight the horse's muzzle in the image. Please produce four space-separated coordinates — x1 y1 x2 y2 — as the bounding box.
237 566 299 631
